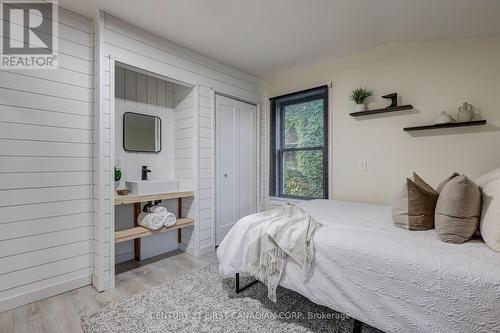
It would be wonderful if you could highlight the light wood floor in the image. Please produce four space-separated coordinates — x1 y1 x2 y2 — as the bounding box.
0 250 218 333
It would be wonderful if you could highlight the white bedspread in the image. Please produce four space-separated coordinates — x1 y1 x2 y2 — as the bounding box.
217 200 500 333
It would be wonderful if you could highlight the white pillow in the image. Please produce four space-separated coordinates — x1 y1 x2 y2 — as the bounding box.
476 167 500 189
480 177 500 251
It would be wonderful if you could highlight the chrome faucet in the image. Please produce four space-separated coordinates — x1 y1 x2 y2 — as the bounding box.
141 166 151 180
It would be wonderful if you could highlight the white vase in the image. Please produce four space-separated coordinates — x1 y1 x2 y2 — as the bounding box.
115 180 120 190
435 111 454 124
457 102 473 122
355 104 366 112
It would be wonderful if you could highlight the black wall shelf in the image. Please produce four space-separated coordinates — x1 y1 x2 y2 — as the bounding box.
350 105 413 117
403 120 486 132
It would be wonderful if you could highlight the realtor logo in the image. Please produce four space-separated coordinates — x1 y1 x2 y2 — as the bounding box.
1 0 58 68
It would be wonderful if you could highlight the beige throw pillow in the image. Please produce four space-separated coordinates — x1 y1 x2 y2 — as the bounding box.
435 175 481 243
480 177 500 251
392 173 438 231
436 172 459 193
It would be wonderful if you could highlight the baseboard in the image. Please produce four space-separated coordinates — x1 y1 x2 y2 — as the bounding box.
0 274 91 312
178 243 195 256
115 251 135 264
199 244 215 256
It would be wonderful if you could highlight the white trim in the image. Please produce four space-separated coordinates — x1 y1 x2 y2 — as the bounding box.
178 243 195 256
108 53 198 89
210 87 217 250
115 61 194 89
0 275 90 313
212 92 260 247
108 58 116 289
92 11 106 292
115 251 134 264
269 196 306 206
199 244 215 256
215 91 258 106
193 85 200 257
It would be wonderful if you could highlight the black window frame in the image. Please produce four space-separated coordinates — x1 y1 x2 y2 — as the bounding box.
269 86 329 200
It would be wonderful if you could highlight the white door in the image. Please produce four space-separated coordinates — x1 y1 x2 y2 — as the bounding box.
216 94 257 245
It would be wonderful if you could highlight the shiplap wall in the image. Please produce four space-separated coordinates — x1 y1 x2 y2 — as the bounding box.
174 85 196 254
93 11 265 288
0 9 93 311
198 86 215 254
92 12 112 291
174 85 195 191
115 68 176 183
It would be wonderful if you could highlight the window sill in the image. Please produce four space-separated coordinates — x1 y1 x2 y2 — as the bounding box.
269 197 306 206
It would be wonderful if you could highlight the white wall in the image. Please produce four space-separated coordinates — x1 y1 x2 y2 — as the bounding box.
198 86 216 253
93 12 265 290
174 85 196 191
115 67 176 184
174 85 196 254
92 12 112 291
265 37 500 205
0 9 93 311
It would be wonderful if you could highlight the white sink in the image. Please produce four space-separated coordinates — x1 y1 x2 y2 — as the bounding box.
126 179 180 195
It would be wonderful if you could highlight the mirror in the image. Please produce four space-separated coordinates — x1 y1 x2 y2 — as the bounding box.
123 112 161 153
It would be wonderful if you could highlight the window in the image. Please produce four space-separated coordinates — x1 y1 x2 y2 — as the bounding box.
270 86 329 199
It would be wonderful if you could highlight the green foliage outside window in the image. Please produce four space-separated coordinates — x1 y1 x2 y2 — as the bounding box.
283 99 324 198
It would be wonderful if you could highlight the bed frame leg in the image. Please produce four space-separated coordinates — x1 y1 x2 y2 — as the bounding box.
235 273 258 293
353 319 363 333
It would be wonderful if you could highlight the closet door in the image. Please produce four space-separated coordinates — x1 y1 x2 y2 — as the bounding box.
216 95 257 245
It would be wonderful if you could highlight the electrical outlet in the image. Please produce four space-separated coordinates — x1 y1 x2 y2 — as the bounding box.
358 160 368 172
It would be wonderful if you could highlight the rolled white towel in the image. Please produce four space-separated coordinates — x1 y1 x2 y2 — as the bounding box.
137 212 164 230
163 212 177 227
149 205 177 227
149 205 168 215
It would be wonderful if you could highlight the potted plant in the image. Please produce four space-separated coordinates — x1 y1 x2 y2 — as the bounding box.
114 167 122 189
350 87 373 112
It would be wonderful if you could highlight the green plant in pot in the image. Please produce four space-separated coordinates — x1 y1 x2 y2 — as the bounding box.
350 87 373 112
114 167 122 189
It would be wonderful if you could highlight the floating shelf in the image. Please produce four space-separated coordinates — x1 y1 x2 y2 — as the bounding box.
114 190 195 260
115 218 194 243
350 105 413 117
115 190 194 206
404 120 486 132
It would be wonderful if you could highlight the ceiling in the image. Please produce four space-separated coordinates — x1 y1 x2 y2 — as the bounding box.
60 0 500 78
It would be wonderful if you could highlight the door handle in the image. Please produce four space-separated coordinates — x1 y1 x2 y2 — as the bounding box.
224 174 228 178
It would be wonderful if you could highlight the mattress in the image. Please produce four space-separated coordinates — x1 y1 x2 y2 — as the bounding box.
217 200 500 333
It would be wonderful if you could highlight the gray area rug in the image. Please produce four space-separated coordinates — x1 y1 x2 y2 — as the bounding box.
81 264 382 333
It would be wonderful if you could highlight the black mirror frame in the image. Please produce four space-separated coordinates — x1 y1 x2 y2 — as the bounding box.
123 112 162 153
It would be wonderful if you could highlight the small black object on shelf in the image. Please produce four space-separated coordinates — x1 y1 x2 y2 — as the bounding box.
382 93 398 108
350 104 413 117
403 120 486 132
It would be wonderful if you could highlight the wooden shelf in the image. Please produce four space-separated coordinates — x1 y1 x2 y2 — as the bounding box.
115 191 194 205
350 105 413 117
115 217 194 243
404 120 486 132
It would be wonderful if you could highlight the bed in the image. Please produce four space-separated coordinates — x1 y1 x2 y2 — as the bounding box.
217 199 500 333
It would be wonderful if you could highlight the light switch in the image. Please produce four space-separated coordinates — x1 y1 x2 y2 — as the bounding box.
359 160 368 172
